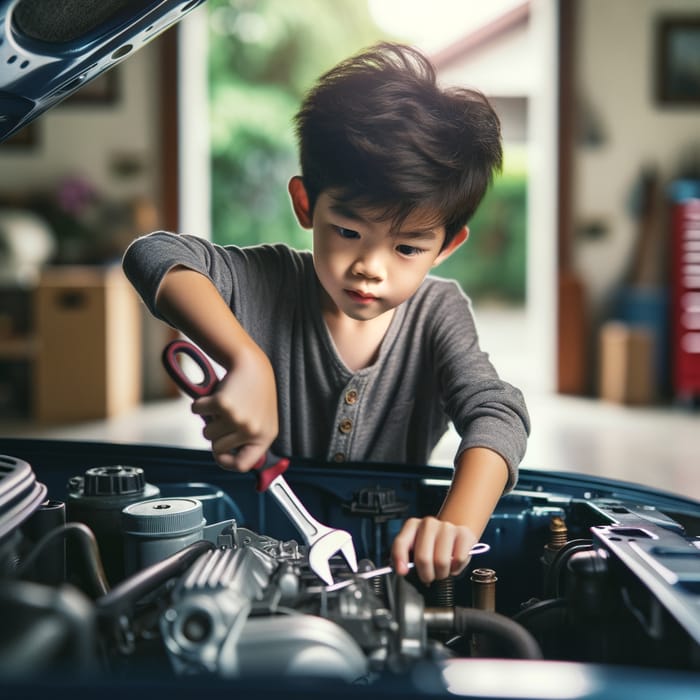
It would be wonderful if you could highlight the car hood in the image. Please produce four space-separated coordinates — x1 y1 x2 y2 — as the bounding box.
0 0 205 142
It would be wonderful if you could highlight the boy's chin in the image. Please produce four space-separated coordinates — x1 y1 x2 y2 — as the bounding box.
339 302 394 322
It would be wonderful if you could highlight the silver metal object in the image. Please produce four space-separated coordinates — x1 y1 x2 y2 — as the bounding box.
161 339 359 587
312 542 491 592
161 545 368 680
267 474 358 586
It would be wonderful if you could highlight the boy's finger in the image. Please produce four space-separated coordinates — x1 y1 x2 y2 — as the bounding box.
213 441 265 473
390 517 421 575
413 518 441 583
202 419 229 442
433 524 458 580
449 526 478 576
191 395 217 416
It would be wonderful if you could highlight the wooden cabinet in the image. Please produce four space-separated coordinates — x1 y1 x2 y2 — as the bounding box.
0 265 142 423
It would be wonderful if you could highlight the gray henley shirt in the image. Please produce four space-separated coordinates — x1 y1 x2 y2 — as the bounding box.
122 232 530 491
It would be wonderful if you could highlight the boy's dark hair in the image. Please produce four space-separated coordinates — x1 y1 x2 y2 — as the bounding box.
294 42 503 245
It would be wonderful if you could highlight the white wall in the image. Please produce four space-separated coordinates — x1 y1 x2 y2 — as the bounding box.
178 6 211 240
0 40 162 206
437 20 535 97
526 0 560 395
432 0 560 395
573 0 700 315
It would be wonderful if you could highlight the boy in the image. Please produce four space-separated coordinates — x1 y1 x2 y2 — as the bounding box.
122 42 530 585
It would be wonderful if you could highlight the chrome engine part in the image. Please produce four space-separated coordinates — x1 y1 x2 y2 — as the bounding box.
161 523 428 681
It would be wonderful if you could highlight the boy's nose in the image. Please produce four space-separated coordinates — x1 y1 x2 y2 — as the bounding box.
351 252 384 280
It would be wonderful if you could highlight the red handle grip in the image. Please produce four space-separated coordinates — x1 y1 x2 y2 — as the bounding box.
162 339 219 398
253 452 290 492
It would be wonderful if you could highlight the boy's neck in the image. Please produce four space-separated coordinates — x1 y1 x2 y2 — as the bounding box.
322 305 395 372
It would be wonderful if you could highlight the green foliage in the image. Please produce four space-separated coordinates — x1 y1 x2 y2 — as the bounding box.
208 0 383 249
433 160 527 303
209 80 301 248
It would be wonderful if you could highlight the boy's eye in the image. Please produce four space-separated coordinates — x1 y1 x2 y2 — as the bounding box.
396 244 424 256
335 226 360 239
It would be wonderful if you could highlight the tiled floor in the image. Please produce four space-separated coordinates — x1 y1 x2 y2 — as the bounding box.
2 307 699 500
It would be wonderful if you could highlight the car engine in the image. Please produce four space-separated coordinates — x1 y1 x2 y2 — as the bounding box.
2 445 700 695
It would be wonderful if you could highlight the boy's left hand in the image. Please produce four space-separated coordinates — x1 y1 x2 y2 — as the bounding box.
391 516 478 584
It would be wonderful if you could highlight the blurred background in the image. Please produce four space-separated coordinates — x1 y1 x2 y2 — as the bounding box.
0 0 698 494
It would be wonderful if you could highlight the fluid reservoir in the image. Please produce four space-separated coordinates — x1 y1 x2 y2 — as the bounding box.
67 465 160 584
122 497 205 575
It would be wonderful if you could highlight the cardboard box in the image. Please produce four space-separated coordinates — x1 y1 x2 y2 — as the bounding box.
598 321 655 405
34 265 142 423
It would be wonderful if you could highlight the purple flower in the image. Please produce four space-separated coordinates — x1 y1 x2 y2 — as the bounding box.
55 176 99 217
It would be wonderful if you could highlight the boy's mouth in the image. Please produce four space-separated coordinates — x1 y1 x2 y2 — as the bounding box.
345 289 378 303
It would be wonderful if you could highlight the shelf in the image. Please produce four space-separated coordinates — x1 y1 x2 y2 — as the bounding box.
0 336 37 360
0 266 141 421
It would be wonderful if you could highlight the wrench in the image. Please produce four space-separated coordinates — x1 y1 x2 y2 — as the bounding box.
162 338 358 585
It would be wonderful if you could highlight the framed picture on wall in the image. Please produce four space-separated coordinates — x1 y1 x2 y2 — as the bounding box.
655 17 700 105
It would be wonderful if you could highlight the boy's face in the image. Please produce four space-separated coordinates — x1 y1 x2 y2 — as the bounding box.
308 189 464 321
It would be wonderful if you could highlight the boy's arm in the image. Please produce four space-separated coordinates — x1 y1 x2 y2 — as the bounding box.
156 266 278 472
391 446 507 584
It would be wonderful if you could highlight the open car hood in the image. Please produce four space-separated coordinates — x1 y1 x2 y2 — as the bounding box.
0 0 205 142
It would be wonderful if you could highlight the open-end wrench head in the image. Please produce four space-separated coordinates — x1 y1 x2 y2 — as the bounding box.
307 529 358 585
339 538 358 573
309 559 334 587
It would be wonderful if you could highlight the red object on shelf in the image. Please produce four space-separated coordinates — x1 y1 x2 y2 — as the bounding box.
670 190 700 401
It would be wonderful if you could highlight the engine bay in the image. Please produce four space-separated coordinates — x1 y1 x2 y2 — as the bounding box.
2 438 700 697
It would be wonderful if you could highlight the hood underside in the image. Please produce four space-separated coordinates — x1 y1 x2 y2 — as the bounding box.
0 0 205 142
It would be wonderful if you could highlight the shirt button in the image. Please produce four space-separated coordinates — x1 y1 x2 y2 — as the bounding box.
339 418 353 434
333 452 345 463
345 389 358 405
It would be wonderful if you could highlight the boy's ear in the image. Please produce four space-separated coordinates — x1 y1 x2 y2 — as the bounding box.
288 176 313 229
433 227 469 267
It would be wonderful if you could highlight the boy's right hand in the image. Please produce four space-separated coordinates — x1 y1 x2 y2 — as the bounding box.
154 267 280 473
191 342 278 472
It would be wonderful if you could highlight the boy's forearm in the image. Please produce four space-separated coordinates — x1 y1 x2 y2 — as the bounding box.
156 266 278 471
155 266 259 371
438 447 509 539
